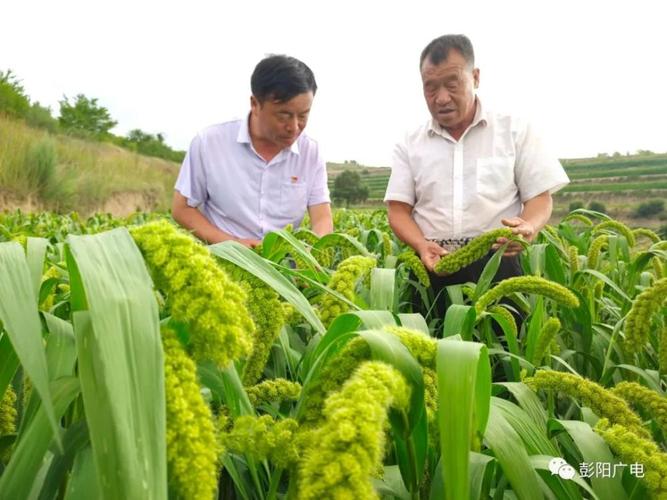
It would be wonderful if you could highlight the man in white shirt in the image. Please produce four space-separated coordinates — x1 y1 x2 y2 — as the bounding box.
385 34 569 316
173 55 333 248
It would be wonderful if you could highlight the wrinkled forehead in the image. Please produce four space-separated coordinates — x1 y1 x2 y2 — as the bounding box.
421 61 469 83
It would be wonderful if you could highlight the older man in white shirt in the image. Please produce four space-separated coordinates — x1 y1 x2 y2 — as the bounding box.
173 55 333 247
385 34 569 317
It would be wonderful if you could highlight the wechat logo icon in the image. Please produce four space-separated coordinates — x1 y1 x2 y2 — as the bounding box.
548 457 576 480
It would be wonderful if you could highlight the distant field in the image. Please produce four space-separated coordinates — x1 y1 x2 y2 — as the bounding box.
326 154 667 229
327 154 667 198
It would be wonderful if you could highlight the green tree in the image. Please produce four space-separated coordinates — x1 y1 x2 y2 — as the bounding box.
0 69 30 118
58 94 117 138
331 170 369 207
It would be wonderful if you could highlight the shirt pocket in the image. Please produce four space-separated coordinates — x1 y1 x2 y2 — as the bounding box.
475 156 515 201
279 182 308 219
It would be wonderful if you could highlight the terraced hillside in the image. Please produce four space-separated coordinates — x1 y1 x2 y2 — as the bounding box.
326 153 667 228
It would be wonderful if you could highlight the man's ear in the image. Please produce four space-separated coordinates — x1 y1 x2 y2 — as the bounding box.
473 68 480 89
250 95 260 112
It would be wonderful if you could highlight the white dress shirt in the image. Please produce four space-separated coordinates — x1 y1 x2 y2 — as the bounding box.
175 117 330 240
384 100 569 240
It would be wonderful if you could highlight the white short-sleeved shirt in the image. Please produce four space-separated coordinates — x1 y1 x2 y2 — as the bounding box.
175 117 330 240
384 100 569 240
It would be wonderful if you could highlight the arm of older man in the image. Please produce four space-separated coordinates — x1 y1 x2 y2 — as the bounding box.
493 190 553 257
387 200 447 272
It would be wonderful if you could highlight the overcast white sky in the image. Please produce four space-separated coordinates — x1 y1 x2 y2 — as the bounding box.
2 0 666 166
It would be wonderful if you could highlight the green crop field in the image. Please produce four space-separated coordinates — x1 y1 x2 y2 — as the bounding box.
1 208 665 499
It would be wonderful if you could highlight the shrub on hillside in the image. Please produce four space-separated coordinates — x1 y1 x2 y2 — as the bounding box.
25 102 59 133
633 199 664 218
24 138 57 197
117 129 185 163
588 201 606 213
569 200 584 211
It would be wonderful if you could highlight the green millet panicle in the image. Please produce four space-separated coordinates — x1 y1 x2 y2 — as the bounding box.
1 386 17 463
594 418 667 499
660 327 667 375
474 276 579 315
487 305 518 340
281 302 302 327
525 371 650 439
300 337 371 426
314 233 366 269
246 378 302 407
587 234 609 269
313 247 334 269
531 318 561 366
461 285 476 300
301 327 436 427
542 224 561 236
423 367 440 445
381 232 393 258
623 278 667 355
318 255 376 327
130 220 254 367
162 327 220 500
294 228 320 246
593 220 636 247
397 249 430 287
297 361 410 500
223 415 300 469
300 326 438 445
22 375 32 413
568 245 579 273
633 228 661 245
345 227 360 238
385 326 437 368
653 258 665 280
0 386 17 436
541 224 565 247
219 262 285 386
434 228 514 274
562 213 594 226
593 280 605 300
611 381 667 436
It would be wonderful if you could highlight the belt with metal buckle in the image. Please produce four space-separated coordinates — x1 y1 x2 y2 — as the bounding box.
428 237 473 252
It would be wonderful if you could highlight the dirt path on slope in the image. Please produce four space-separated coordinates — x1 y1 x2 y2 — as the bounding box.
0 190 163 217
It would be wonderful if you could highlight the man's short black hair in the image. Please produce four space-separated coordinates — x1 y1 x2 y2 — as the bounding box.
420 34 475 69
251 55 317 103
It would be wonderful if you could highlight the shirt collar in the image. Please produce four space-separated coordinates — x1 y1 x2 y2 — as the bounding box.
428 97 487 138
237 114 301 156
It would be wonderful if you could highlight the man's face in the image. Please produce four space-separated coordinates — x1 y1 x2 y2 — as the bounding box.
250 91 313 149
421 50 479 135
